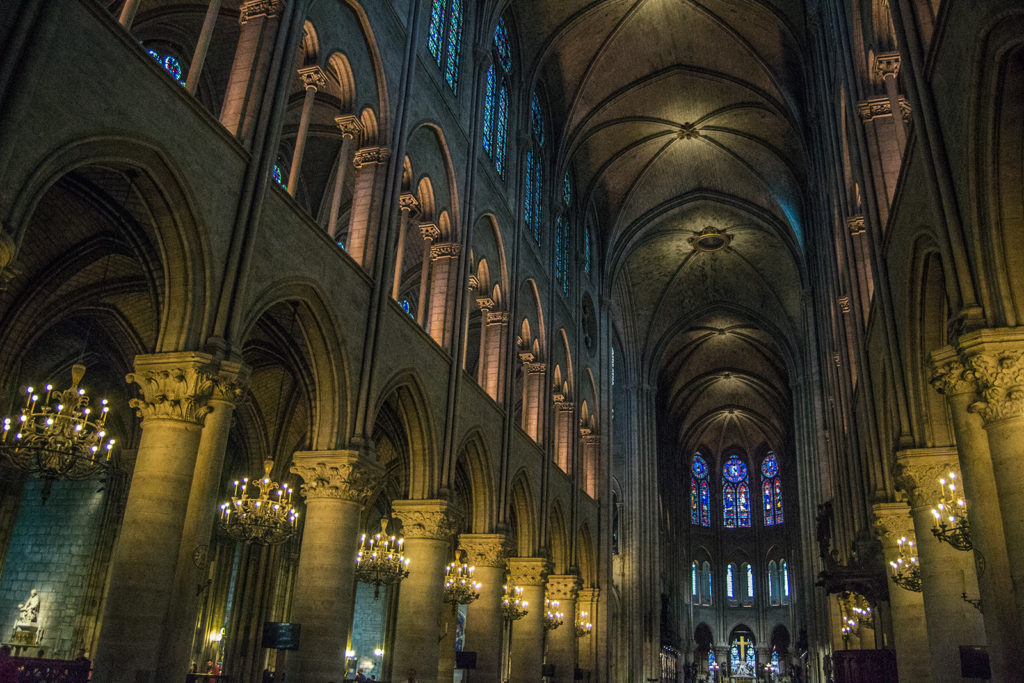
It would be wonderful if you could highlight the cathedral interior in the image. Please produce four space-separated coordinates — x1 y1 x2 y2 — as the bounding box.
0 0 1022 681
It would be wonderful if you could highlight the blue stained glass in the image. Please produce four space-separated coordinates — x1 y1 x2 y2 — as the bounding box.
533 161 543 243
482 66 495 155
746 564 754 598
771 651 780 674
555 217 564 277
692 562 698 597
762 452 779 478
775 479 784 523
708 651 716 669
495 85 509 175
724 485 736 528
690 480 699 525
762 452 783 526
746 643 756 669
272 163 287 190
531 91 545 144
444 0 463 92
764 481 775 526
738 483 751 527
400 299 412 316
730 645 740 672
700 480 710 526
782 561 790 598
428 0 446 65
726 564 735 599
692 455 709 479
494 16 512 72
563 172 571 206
723 456 748 483
584 228 591 274
148 49 185 85
524 151 534 229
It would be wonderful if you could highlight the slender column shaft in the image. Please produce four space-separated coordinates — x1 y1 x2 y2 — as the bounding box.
326 121 360 238
485 312 509 401
426 242 461 347
185 0 223 95
476 303 491 384
392 194 420 299
415 223 439 325
219 1 283 144
119 0 142 27
345 147 390 267
524 364 547 442
554 402 573 472
287 67 324 196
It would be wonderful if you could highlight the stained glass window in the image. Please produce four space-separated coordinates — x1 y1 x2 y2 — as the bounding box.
482 66 495 155
762 451 783 526
708 650 716 670
723 455 750 528
700 480 710 526
768 560 780 606
782 560 790 604
691 455 711 526
444 0 463 92
563 172 571 206
691 562 698 599
745 563 754 601
555 216 569 294
400 299 413 316
494 17 512 72
702 561 712 605
524 150 534 228
584 227 592 274
738 483 751 527
771 651 780 674
147 49 185 85
730 636 756 676
690 479 699 523
726 564 735 600
428 0 446 64
495 84 509 174
271 163 287 190
531 91 545 145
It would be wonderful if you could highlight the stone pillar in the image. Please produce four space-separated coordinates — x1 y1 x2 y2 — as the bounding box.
286 66 325 196
458 534 509 683
576 588 598 678
508 557 550 683
930 347 1021 679
94 353 223 682
119 0 142 28
416 222 440 325
426 242 461 348
484 311 509 401
523 362 547 442
474 297 494 386
553 399 573 473
219 0 284 144
184 0 224 95
581 432 600 499
390 500 459 683
872 502 932 683
895 448 986 682
874 52 907 149
288 450 383 681
392 193 421 299
326 114 363 239
346 146 390 267
546 574 580 683
158 362 248 680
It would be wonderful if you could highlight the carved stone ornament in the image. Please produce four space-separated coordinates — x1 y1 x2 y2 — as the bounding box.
526 362 547 375
353 146 391 169
894 448 959 509
392 499 461 540
430 242 462 259
964 349 1024 424
928 347 975 397
290 450 383 503
487 311 510 325
874 52 902 79
872 502 915 545
838 296 851 313
577 587 599 606
581 433 600 447
546 574 581 601
399 192 421 214
476 297 496 311
459 533 510 567
334 114 363 141
298 66 327 91
508 557 551 586
847 215 866 235
555 400 574 413
126 353 228 426
419 222 440 241
239 0 284 24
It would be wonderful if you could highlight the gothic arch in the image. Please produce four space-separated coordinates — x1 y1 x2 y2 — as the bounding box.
453 429 498 533
508 468 538 556
371 371 439 500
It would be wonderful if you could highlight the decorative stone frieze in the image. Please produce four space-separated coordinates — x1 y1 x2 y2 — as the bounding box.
526 362 547 375
126 353 227 425
239 0 284 24
964 349 1024 424
459 533 510 567
508 557 551 586
857 96 912 122
291 450 383 503
392 499 461 540
894 447 960 509
334 114 363 140
872 501 915 545
518 351 535 364
929 347 975 397
487 311 510 324
352 146 390 169
546 574 581 602
298 66 327 91
430 242 461 259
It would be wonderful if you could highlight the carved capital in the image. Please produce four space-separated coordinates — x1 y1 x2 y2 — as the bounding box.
874 51 901 79
857 95 911 123
508 556 551 586
291 449 383 503
872 502 915 545
894 447 959 509
298 65 327 91
546 573 581 601
526 362 547 375
399 192 420 215
392 499 461 540
847 215 866 235
577 587 599 606
518 351 535 364
353 146 390 169
334 114 363 140
838 296 851 314
929 347 975 397
964 349 1024 424
430 242 461 259
487 310 510 325
419 222 440 242
126 353 223 425
239 0 284 24
476 297 495 311
555 400 574 412
581 433 600 447
459 533 510 567
209 360 250 405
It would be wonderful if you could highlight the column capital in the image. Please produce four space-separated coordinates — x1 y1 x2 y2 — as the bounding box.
894 447 960 509
577 587 599 604
554 399 574 412
846 215 866 235
476 296 496 311
857 95 911 122
291 449 383 503
353 146 391 169
872 501 915 545
874 51 901 78
399 192 421 215
126 352 234 425
526 362 547 375
518 350 536 364
508 557 551 586
487 310 510 325
958 336 1024 423
419 222 440 242
392 499 461 540
458 533 510 567
430 242 462 259
546 574 581 601
239 0 284 24
580 432 600 446
929 346 975 397
297 65 327 91
334 113 363 140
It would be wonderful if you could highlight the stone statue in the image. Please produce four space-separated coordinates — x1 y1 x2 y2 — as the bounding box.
16 589 39 626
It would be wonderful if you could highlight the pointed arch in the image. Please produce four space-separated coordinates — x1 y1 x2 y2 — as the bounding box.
453 429 498 532
371 370 439 499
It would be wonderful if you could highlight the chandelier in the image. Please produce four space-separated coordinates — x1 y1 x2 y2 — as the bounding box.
930 471 972 551
543 598 564 630
355 518 410 599
501 582 529 622
889 536 922 592
838 592 872 637
575 610 593 637
218 459 298 545
443 557 481 606
1 364 116 484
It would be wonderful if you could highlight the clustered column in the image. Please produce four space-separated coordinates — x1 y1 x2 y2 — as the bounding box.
508 557 550 683
458 534 509 682
220 0 285 144
346 146 390 266
546 574 580 683
576 587 599 676
483 310 509 401
426 242 461 347
552 397 574 473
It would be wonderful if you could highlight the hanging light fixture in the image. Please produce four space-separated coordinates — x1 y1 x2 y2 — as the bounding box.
501 582 528 622
442 554 481 607
930 471 972 551
218 459 298 545
355 518 410 599
1 364 116 484
838 591 872 638
575 610 593 637
889 536 922 592
543 598 564 630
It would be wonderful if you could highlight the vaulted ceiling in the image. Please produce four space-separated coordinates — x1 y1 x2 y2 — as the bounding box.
514 0 809 461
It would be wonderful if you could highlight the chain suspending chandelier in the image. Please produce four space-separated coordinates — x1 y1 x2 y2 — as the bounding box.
442 555 481 607
543 598 564 630
218 459 298 545
1 364 116 486
575 610 593 637
501 582 528 622
930 471 972 551
355 518 410 599
889 536 922 592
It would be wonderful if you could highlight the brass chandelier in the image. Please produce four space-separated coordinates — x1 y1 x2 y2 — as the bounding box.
575 610 593 637
543 598 564 630
930 471 972 551
442 556 481 607
1 364 116 483
355 518 410 599
889 536 922 592
218 459 298 545
501 582 529 622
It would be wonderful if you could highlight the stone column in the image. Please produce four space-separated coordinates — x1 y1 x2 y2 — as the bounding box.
874 52 907 149
220 0 285 144
392 193 421 299
553 399 574 473
524 362 547 442
286 66 326 196
184 0 224 95
346 146 390 267
872 502 932 683
508 557 550 683
930 347 1021 679
474 297 494 386
416 222 440 325
326 114 363 239
390 500 460 683
546 574 580 683
158 362 248 680
94 353 222 682
458 534 509 683
288 450 383 681
119 0 142 27
581 432 600 499
576 587 598 678
484 310 509 401
895 448 986 682
426 242 461 348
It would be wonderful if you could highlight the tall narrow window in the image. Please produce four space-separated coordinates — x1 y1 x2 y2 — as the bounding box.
524 91 545 244
481 16 511 172
722 455 751 528
782 560 791 605
726 563 736 603
428 0 463 93
444 0 463 91
691 454 711 526
583 225 592 274
146 49 186 86
482 66 495 155
555 172 572 294
701 561 713 606
770 651 780 674
691 562 698 601
762 451 784 526
427 0 446 64
768 560 780 606
495 84 509 174
743 563 754 606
